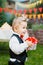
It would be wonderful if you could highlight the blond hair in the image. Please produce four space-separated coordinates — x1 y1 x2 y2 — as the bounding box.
12 17 27 31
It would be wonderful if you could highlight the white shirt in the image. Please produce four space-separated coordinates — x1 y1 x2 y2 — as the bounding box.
9 31 28 55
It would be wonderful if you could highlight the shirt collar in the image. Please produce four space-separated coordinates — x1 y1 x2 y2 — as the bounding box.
12 30 20 36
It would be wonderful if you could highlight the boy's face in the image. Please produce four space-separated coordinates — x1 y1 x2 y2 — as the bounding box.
14 21 27 36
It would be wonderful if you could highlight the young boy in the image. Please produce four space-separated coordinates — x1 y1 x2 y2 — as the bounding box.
8 17 33 65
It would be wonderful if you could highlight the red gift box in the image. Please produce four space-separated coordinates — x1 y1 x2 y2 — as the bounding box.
20 35 38 44
26 37 38 44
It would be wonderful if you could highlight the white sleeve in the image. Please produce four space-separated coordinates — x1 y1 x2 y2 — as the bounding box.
9 36 28 55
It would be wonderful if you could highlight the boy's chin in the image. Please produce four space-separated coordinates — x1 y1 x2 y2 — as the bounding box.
21 33 25 35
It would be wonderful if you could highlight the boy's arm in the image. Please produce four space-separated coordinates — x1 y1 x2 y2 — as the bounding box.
9 36 32 55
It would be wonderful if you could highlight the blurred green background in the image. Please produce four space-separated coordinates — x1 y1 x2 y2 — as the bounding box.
0 42 43 65
0 0 43 65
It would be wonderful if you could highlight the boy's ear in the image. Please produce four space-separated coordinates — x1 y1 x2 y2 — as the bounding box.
14 26 18 31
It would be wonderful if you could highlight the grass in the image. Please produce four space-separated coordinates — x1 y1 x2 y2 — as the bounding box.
0 43 43 65
0 53 9 65
25 44 43 65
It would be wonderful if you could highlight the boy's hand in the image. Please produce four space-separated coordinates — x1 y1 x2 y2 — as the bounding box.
25 40 33 47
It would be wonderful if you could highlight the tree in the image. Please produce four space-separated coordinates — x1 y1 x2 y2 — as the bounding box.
0 11 6 27
0 0 7 8
0 0 7 27
0 0 15 27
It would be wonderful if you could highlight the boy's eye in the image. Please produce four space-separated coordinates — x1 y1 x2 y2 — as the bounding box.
23 27 26 29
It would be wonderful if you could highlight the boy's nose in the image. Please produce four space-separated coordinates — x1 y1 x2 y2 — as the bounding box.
25 29 27 32
23 30 26 34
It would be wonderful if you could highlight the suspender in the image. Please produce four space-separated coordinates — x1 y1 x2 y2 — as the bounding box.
11 34 23 43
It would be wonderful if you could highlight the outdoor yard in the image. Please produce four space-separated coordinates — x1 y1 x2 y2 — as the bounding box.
0 0 43 65
0 42 43 65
